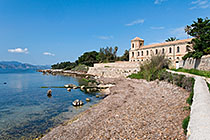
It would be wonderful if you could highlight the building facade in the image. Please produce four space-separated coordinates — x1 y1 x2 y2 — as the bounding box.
129 37 192 64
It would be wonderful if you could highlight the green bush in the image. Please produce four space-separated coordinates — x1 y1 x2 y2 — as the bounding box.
128 54 170 81
182 115 190 135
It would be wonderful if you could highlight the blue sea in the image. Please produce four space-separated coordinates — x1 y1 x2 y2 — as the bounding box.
0 71 101 140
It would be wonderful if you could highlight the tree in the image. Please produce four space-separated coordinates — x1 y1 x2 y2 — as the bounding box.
119 50 129 61
77 51 99 66
96 46 119 63
165 37 179 42
183 17 210 60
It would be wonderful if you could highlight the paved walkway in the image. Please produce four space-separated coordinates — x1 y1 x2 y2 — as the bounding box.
167 70 210 140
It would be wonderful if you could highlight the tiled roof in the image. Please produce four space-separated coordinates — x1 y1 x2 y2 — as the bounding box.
132 37 144 41
141 38 192 49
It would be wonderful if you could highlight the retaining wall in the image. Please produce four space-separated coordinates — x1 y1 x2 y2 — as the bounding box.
87 61 140 78
179 55 210 71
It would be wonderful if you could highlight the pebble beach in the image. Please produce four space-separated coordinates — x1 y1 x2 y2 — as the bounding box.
41 77 190 140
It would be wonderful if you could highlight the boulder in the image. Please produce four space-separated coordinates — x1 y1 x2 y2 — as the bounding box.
72 99 84 106
86 98 91 102
47 89 52 96
96 95 100 98
67 88 71 92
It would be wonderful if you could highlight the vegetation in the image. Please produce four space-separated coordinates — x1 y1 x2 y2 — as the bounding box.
128 54 170 81
51 46 129 70
165 37 179 42
183 17 210 60
52 62 76 69
182 115 190 135
71 64 89 72
207 82 210 92
171 68 210 78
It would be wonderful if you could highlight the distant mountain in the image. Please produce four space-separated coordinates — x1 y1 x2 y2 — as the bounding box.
0 61 50 73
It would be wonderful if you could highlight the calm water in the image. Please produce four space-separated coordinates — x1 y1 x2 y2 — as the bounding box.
0 72 101 140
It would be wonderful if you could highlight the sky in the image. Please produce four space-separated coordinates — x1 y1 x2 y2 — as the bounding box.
0 0 210 65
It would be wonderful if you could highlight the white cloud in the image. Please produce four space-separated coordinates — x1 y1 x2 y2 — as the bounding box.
190 0 209 9
170 27 188 38
125 19 144 26
97 35 113 40
150 26 165 30
43 52 55 56
8 48 29 54
154 0 167 4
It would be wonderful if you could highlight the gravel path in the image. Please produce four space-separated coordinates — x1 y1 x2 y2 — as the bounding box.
41 78 189 140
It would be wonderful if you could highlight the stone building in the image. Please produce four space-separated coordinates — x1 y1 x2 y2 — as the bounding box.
129 37 192 64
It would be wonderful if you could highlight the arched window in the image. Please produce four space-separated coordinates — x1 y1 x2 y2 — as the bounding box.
141 51 143 56
177 57 179 60
177 46 180 53
155 49 158 54
140 43 142 46
138 51 140 56
147 50 149 55
162 48 165 54
132 52 134 57
169 47 172 53
132 43 134 48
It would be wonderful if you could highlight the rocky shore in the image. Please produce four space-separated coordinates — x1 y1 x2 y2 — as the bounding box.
41 77 189 140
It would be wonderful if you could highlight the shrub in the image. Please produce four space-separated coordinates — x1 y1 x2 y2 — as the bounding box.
136 54 170 81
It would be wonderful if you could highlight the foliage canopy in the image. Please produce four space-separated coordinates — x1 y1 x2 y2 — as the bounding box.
183 17 210 60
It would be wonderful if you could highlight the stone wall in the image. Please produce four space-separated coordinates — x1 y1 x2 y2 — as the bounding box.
179 55 210 71
87 61 140 78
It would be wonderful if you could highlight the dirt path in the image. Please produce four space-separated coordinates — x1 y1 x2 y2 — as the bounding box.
41 78 189 140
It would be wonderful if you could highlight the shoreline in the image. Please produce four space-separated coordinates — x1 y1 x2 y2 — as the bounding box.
39 76 189 139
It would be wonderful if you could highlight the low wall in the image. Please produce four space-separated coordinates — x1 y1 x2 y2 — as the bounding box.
87 61 140 78
179 55 210 71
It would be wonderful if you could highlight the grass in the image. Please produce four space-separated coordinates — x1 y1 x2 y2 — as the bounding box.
207 82 210 92
182 115 190 135
171 68 210 78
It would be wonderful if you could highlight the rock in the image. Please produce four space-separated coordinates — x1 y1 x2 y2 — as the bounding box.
47 89 52 96
80 85 85 90
86 88 90 92
86 98 91 102
64 85 69 88
64 84 77 88
73 86 77 89
67 88 71 92
3 82 7 84
96 95 100 98
72 99 84 106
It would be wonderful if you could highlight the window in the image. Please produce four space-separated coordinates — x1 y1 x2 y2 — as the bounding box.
177 46 180 53
132 52 134 57
141 51 143 56
140 43 142 46
155 49 158 54
162 48 165 54
147 50 149 55
177 57 179 60
138 51 140 56
132 43 134 48
169 47 172 53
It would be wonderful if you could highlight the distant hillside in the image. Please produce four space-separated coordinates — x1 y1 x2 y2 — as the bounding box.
0 61 50 73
